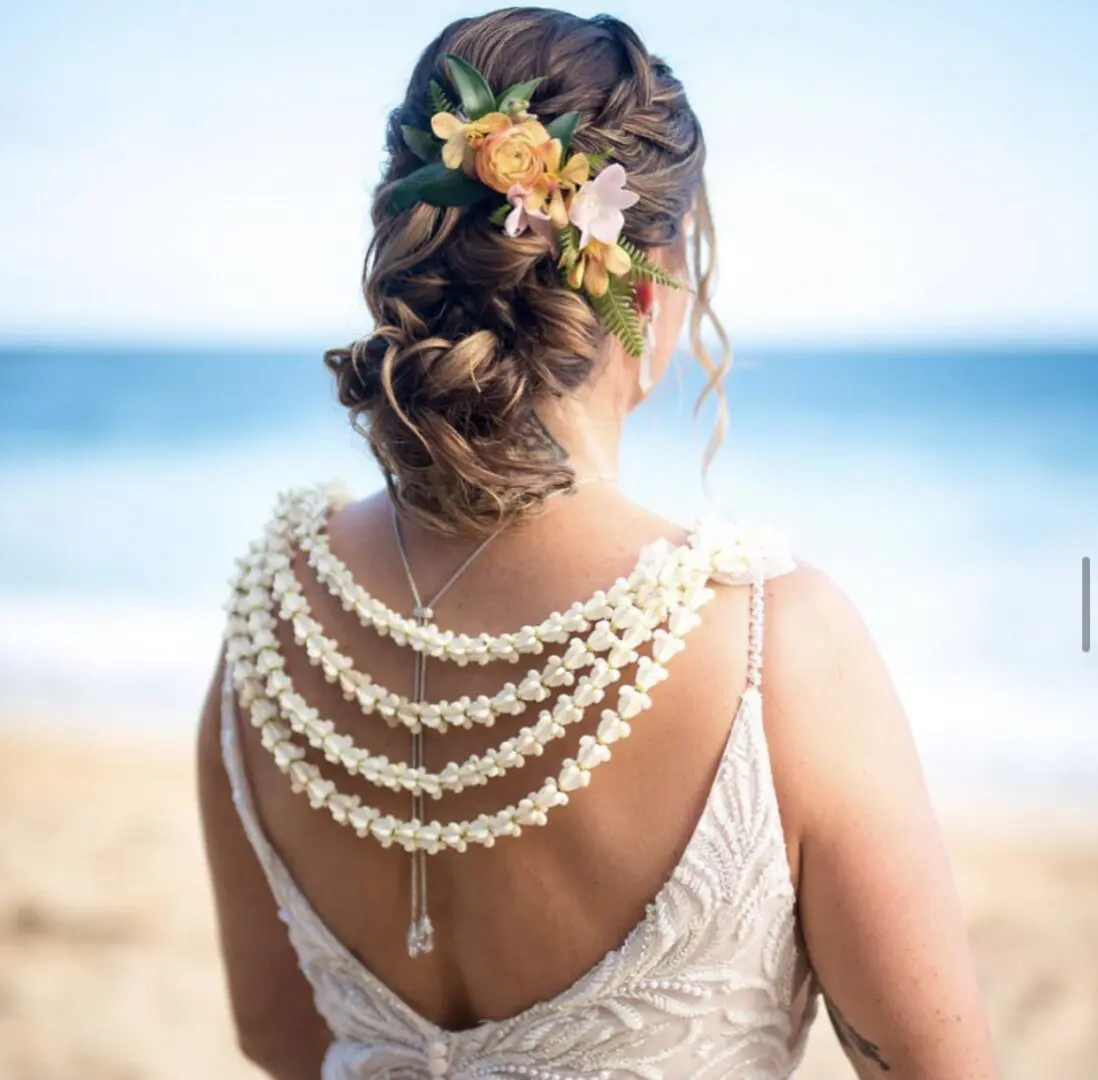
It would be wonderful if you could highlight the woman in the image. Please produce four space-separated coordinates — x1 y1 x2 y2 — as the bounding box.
198 8 996 1078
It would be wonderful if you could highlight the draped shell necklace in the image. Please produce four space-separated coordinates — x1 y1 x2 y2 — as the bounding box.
224 482 771 957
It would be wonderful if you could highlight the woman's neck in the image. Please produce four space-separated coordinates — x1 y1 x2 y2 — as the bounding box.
535 365 631 484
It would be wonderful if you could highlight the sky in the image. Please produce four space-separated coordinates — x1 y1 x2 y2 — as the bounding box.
1 0 1096 344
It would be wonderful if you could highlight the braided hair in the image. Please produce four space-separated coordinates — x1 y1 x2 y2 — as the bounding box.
326 8 726 536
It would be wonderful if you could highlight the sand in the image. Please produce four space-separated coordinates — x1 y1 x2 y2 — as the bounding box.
1 728 1095 1080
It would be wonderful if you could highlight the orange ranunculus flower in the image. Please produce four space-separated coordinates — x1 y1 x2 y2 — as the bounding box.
474 119 552 194
431 111 511 173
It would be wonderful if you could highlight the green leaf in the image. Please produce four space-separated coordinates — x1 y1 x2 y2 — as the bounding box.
400 125 440 162
557 225 581 270
428 80 457 115
544 111 581 154
444 53 496 119
619 239 686 289
590 277 645 357
496 76 545 115
488 203 511 226
419 168 489 208
586 149 611 173
388 161 488 213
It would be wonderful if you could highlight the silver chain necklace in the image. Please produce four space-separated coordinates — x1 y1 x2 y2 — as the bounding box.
389 475 617 957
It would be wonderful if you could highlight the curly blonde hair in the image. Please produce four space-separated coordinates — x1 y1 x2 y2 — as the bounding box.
325 7 729 536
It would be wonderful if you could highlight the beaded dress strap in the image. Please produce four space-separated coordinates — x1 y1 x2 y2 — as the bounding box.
219 663 281 878
746 577 766 692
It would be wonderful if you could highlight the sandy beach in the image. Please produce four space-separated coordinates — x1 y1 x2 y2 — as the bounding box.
1 727 1095 1080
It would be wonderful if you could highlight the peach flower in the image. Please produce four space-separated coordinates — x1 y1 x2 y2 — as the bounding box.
474 120 551 194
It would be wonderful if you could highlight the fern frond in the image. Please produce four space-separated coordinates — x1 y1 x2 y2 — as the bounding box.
619 239 685 288
591 277 644 357
428 80 457 115
558 225 581 269
585 150 612 173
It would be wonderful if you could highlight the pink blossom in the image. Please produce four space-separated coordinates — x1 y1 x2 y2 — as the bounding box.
567 164 639 249
504 185 557 248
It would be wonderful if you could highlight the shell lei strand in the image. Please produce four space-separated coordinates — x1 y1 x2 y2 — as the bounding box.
228 522 702 801
223 486 790 889
225 491 710 795
227 597 705 855
291 483 691 670
268 488 708 740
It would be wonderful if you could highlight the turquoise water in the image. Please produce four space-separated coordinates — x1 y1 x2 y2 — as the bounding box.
0 343 1095 793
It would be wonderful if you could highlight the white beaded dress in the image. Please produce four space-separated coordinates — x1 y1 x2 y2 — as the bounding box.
220 490 820 1079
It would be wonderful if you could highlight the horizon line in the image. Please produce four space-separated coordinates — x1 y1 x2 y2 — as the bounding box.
2 330 1097 355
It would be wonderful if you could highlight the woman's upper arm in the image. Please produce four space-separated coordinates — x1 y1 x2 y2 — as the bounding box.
197 657 330 1077
764 565 997 1080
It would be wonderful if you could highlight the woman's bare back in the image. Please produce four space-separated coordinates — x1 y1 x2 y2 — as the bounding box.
203 478 998 1079
232 486 775 1030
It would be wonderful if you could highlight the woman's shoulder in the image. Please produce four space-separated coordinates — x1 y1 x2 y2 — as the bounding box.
683 522 876 717
761 557 871 671
755 553 915 842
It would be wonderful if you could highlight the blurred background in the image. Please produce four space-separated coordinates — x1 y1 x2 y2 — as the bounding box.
0 2 1095 1078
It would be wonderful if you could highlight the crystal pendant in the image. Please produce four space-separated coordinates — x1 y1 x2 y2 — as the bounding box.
406 914 436 958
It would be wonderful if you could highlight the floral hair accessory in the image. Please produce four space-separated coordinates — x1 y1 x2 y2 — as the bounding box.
389 54 684 358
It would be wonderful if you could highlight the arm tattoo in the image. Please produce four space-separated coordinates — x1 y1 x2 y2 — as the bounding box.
825 996 892 1072
516 412 568 465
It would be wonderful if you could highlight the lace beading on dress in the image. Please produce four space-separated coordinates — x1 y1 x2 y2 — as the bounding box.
220 517 819 1079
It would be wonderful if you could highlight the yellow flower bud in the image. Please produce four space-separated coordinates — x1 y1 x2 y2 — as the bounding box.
584 257 609 298
566 256 586 291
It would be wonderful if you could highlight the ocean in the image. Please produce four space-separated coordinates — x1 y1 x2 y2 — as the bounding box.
1 343 1095 799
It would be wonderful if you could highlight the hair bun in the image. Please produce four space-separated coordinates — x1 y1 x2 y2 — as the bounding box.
325 9 714 536
326 337 385 408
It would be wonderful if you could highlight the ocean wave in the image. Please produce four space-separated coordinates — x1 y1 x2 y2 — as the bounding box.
0 359 1093 788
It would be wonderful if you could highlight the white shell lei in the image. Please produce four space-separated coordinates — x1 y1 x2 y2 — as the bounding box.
270 487 712 734
224 484 789 855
